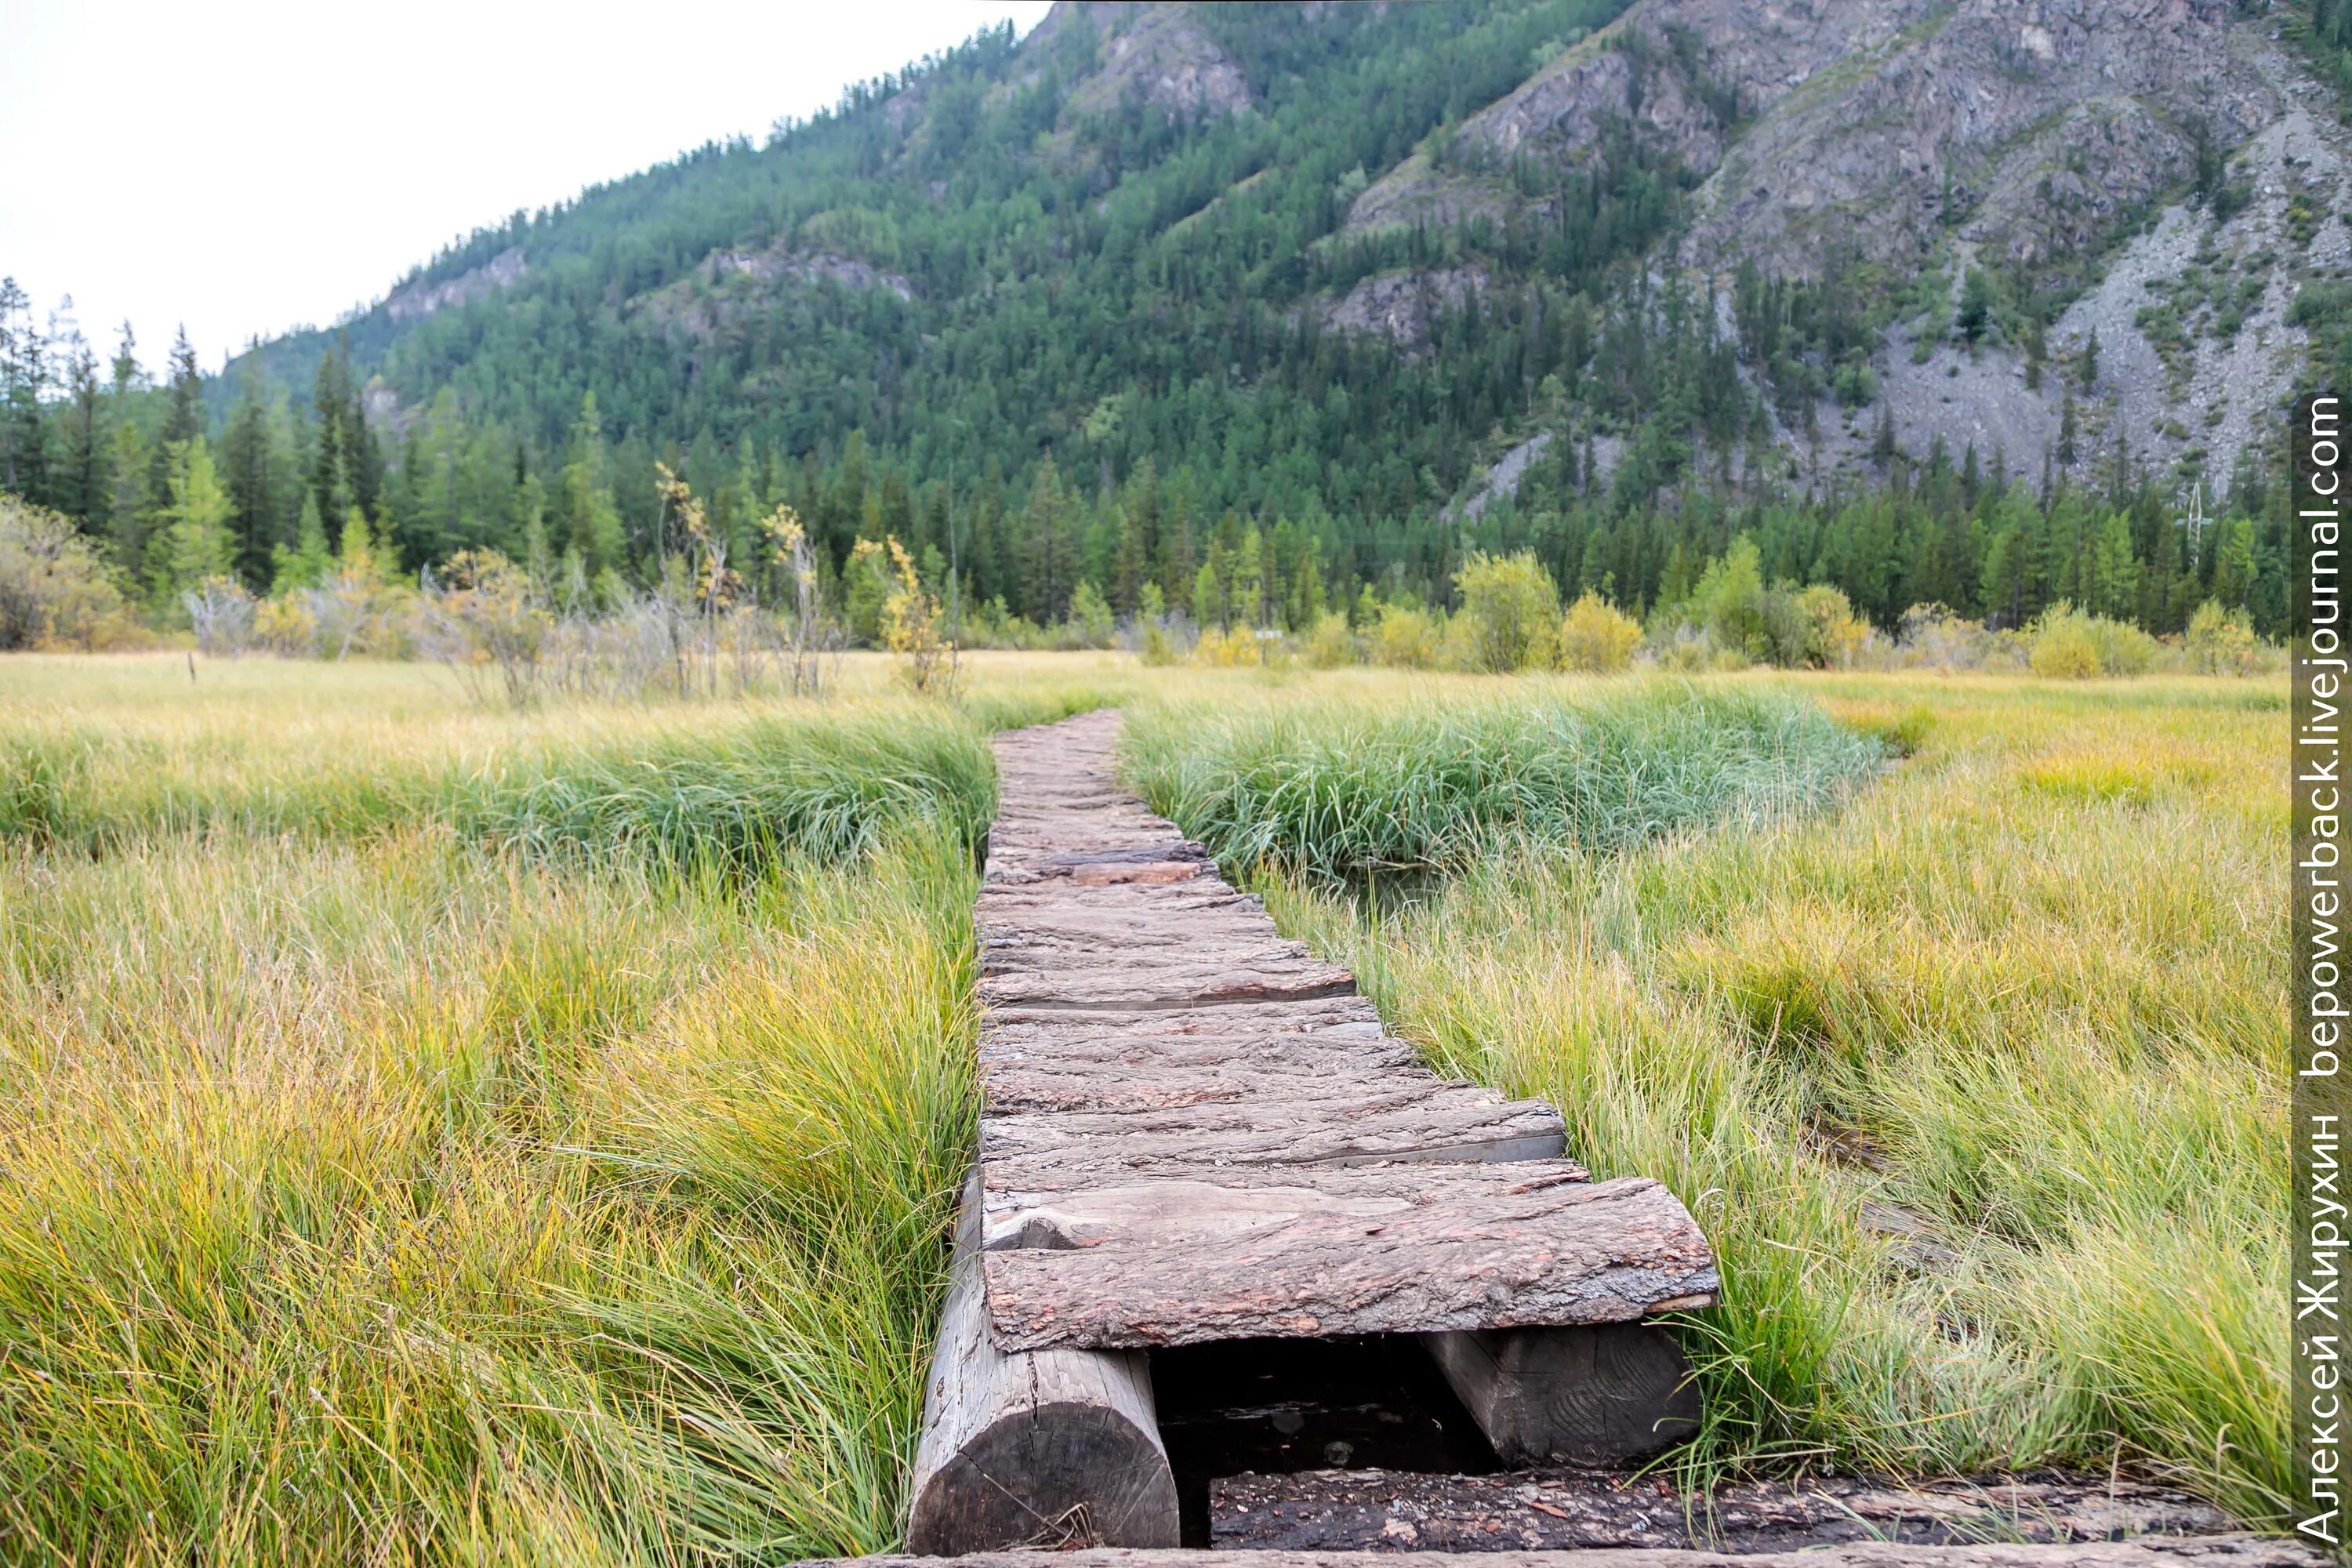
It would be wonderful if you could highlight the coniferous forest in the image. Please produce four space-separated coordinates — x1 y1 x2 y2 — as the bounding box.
2 0 2336 652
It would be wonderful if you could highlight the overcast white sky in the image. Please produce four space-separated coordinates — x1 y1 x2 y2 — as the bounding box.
0 1 1053 376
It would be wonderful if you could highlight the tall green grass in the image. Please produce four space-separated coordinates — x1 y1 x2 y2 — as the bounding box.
0 686 1120 870
1232 673 2288 1528
0 823 978 1563
1123 681 1886 880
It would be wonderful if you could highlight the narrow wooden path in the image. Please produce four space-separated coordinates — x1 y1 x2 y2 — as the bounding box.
906 711 1719 1555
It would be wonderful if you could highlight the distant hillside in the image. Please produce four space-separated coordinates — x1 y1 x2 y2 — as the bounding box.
16 0 2346 639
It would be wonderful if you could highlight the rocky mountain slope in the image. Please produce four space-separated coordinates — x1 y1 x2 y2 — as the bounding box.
1343 0 2337 503
233 0 2342 530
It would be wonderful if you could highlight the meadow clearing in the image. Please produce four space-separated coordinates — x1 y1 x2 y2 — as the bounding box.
0 651 2287 1564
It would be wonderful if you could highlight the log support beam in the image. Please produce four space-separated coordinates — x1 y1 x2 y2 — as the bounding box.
1424 1323 1700 1466
906 1216 1180 1553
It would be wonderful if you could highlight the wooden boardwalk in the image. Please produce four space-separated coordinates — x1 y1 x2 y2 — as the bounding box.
906 711 1720 1554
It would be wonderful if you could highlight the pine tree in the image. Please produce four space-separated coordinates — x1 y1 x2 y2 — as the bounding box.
1109 498 1148 613
147 327 202 517
2090 509 2140 619
1021 455 1073 622
0 278 42 500
311 343 353 527
2212 517 2257 608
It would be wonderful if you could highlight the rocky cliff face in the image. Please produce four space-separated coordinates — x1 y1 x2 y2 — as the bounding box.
1321 0 2333 510
1028 1 1252 123
385 248 528 324
1351 0 2273 283
1678 0 2275 280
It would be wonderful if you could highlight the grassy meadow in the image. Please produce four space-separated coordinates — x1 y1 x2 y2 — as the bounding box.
0 651 2288 1562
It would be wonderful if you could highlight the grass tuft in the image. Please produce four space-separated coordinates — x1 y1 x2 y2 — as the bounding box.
1123 679 1886 881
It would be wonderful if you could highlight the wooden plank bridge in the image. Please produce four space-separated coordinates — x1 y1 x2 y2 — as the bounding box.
885 711 2307 1568
906 711 1716 1554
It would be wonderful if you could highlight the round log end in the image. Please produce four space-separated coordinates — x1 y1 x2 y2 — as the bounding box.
906 1398 1181 1554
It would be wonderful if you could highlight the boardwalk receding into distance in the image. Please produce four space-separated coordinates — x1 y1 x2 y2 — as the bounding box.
906 711 1717 1554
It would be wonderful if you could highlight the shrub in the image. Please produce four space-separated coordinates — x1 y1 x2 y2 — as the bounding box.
1065 579 1115 649
416 549 554 706
2085 615 2158 677
1893 602 2022 672
1303 610 1359 669
1138 618 1187 666
1690 536 1769 659
2030 602 2156 679
0 493 133 650
1368 602 1442 669
1452 550 1561 672
2029 612 2102 679
1558 591 1642 673
1794 584 1872 669
1192 625 1262 666
851 535 959 695
2185 599 2262 674
182 576 258 656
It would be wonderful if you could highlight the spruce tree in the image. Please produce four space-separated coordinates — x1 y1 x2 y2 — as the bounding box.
220 365 279 589
57 332 105 532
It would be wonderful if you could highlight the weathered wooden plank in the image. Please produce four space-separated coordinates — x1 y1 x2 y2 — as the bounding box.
975 1011 1425 1112
1423 1324 1699 1465
981 920 1309 963
976 1088 1567 1185
976 1168 1716 1351
978 957 1359 1012
979 993 1386 1033
982 1056 1449 1116
808 1534 2324 1568
1208 1469 2245 1553
979 942 1341 989
905 1189 1179 1553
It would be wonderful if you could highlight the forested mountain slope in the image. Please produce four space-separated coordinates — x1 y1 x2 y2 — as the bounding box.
13 0 2352 639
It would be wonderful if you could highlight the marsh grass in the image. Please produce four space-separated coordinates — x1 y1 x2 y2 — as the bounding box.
0 655 2292 1555
0 823 982 1562
1123 679 1886 881
0 654 1125 869
1224 672 2288 1526
0 653 1138 1563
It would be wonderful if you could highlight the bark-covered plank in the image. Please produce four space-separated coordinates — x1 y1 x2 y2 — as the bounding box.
977 1168 1716 1351
979 993 1387 1033
981 1056 1454 1116
978 955 1359 1011
976 1089 1567 1185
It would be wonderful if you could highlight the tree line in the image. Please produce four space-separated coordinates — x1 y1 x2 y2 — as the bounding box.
0 267 2290 648
0 0 2313 643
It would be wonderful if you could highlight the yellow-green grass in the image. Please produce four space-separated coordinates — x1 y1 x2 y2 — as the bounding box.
0 654 1135 1563
0 653 1131 866
0 655 2292 1557
1145 671 2286 1525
